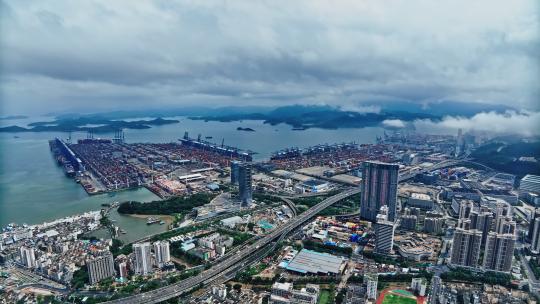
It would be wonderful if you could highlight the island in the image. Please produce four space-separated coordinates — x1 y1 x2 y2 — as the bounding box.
236 127 255 132
0 117 179 133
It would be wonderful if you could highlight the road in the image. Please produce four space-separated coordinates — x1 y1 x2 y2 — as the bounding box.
104 188 360 304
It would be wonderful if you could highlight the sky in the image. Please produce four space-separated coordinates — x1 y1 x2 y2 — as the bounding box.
1 0 539 120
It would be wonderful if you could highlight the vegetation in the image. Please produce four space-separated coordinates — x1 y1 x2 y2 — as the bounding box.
170 244 204 265
470 141 540 176
302 240 352 256
362 251 412 268
118 193 215 215
71 267 89 289
441 268 512 287
217 228 253 246
191 105 439 130
253 192 284 204
110 238 132 257
529 258 540 279
235 263 269 282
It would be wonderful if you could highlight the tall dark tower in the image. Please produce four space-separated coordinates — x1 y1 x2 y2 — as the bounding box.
238 163 252 207
360 161 399 222
230 161 241 185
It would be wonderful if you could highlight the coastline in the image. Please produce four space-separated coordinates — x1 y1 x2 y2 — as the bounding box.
125 214 175 226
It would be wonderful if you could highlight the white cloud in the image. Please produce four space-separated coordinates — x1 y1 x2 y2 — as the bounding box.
382 119 406 128
413 111 540 136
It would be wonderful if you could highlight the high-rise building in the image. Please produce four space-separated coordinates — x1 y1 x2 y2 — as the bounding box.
450 226 482 268
483 232 516 273
531 217 540 253
19 246 36 268
360 161 399 222
424 217 444 235
528 209 540 243
230 161 241 185
153 241 171 268
458 200 475 220
87 253 115 285
133 242 152 275
411 277 427 296
401 214 417 230
238 162 252 207
364 273 378 300
375 206 395 254
118 261 129 279
455 128 464 157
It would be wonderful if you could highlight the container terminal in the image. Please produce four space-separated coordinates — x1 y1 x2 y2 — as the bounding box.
48 133 252 197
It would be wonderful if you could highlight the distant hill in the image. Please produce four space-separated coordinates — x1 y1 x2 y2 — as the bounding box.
0 117 179 133
471 141 540 177
190 105 439 129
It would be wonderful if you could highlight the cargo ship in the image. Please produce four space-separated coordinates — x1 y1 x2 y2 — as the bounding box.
179 132 253 161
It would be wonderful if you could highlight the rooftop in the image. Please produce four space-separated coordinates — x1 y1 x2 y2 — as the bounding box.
286 249 344 275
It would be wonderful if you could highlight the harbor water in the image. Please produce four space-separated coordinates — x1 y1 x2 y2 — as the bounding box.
0 116 385 239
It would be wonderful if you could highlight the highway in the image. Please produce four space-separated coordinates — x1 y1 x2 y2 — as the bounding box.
104 188 360 304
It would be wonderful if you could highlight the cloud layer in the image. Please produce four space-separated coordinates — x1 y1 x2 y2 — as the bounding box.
1 0 539 115
410 111 540 136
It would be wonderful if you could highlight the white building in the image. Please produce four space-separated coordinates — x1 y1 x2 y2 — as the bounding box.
411 277 427 296
19 246 36 268
269 282 319 304
364 273 378 300
133 242 152 275
408 193 433 210
153 241 171 268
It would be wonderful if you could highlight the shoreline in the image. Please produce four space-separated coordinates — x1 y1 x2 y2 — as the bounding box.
125 214 175 226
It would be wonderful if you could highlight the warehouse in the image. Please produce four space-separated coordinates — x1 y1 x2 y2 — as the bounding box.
285 249 345 275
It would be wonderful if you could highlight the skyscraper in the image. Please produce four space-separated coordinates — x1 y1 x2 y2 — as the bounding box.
133 242 152 275
528 208 540 243
153 241 171 268
374 206 395 254
238 162 252 207
360 161 399 222
531 217 540 254
87 253 115 284
230 160 241 185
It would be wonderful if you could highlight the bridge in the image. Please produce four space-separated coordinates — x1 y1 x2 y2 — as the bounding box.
104 188 360 304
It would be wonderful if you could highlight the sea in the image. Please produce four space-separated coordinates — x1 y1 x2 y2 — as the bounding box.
0 115 385 242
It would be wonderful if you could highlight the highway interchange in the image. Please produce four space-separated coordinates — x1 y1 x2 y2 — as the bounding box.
105 188 360 304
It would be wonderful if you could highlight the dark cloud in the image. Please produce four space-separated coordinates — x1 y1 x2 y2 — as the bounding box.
0 0 539 115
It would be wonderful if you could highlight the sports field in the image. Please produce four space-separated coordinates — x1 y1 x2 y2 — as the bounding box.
377 288 419 304
382 293 417 304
